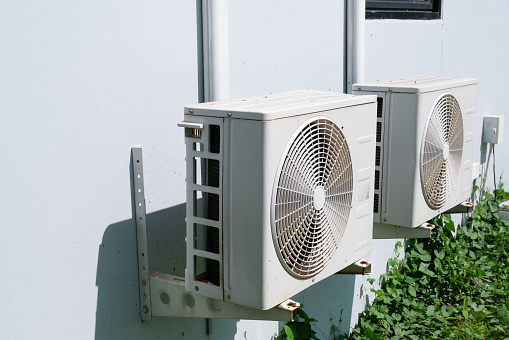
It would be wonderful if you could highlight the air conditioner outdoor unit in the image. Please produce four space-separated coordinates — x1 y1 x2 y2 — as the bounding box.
353 76 476 229
179 90 376 310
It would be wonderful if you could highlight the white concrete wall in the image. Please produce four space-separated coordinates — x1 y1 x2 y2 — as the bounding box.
2 1 508 339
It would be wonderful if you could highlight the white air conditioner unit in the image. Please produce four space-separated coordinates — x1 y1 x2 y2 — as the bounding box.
353 76 476 229
179 90 376 310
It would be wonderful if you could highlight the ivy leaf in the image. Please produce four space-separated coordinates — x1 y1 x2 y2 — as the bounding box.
426 305 435 316
441 305 453 317
408 285 417 297
498 304 509 321
419 263 436 277
419 250 431 262
387 258 397 267
462 297 469 319
434 249 445 260
415 242 425 255
283 325 294 340
444 219 455 232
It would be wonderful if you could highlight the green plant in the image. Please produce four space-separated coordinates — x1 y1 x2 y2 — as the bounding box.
274 306 320 340
348 185 509 339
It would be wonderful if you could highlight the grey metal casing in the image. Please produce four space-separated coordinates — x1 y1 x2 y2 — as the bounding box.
181 90 377 310
353 76 476 228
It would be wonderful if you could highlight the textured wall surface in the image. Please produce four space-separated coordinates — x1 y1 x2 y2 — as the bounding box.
1 1 508 339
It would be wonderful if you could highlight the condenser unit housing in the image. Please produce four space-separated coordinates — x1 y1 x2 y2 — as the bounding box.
179 90 377 310
353 76 476 228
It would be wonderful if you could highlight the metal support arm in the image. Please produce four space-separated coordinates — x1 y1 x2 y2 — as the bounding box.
373 222 434 239
150 272 298 320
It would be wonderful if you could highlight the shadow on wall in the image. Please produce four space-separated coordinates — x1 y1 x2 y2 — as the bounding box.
288 274 357 338
94 204 239 340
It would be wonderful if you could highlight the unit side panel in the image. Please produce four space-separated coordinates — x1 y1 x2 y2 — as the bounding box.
382 93 420 227
224 118 271 309
456 85 477 199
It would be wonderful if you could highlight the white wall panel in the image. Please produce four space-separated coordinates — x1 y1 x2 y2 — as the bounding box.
229 0 345 97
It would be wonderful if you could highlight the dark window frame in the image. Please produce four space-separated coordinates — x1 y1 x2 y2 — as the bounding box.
366 0 441 20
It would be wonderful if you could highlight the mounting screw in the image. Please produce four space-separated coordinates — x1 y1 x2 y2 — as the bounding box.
189 109 194 113
142 279 146 286
142 305 149 313
227 295 231 300
143 294 147 299
195 286 199 291
227 112 232 117
383 218 387 222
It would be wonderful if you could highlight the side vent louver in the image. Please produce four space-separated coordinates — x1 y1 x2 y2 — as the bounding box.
374 97 383 220
206 125 221 286
377 98 383 118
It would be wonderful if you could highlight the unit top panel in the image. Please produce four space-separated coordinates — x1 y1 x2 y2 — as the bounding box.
184 90 376 121
353 76 476 94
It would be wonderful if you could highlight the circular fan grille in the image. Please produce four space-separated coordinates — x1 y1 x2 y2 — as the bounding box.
272 117 353 278
421 93 463 209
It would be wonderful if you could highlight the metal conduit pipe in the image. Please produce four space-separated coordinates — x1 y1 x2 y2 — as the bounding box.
202 0 230 102
346 0 366 93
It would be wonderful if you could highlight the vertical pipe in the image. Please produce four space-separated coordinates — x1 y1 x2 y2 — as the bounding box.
202 0 230 102
346 0 365 93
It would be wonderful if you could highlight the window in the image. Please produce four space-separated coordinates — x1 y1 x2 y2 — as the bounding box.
366 0 441 20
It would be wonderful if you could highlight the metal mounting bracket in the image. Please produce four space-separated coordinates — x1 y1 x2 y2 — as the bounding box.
130 147 298 322
150 271 298 320
373 222 434 239
131 147 152 322
335 260 371 275
444 201 474 214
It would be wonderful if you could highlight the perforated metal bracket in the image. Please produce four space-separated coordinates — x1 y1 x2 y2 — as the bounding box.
373 222 434 239
130 146 298 322
335 260 371 275
444 201 474 214
150 271 298 321
131 147 152 322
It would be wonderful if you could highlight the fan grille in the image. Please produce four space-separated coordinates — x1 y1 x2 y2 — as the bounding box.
421 93 463 209
272 117 353 278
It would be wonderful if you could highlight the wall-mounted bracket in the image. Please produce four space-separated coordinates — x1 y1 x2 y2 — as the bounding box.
373 222 434 239
444 201 474 214
150 271 298 320
335 260 371 275
130 147 298 322
131 147 152 322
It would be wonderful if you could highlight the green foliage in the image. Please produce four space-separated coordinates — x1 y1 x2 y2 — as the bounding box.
348 185 509 339
274 306 320 340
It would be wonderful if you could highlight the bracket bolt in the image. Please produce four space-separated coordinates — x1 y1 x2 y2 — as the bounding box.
142 305 149 313
383 218 387 222
227 112 232 117
142 279 147 286
227 294 231 300
189 109 194 113
195 286 199 291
